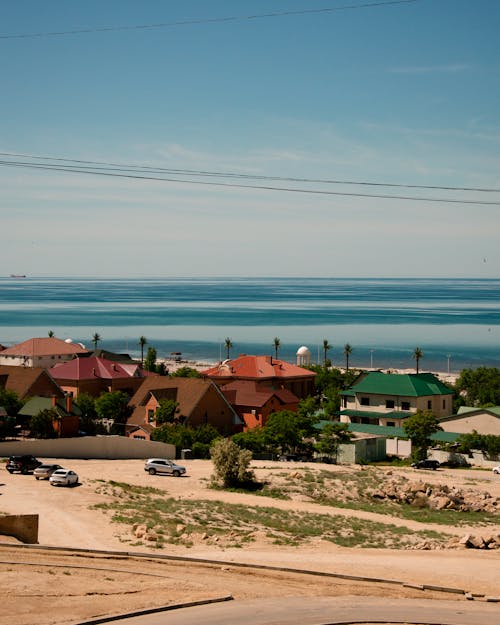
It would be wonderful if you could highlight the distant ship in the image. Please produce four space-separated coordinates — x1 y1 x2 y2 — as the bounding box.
9 274 26 278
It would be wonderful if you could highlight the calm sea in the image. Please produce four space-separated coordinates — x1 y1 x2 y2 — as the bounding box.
0 277 499 372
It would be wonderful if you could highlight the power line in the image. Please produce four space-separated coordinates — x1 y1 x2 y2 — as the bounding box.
0 151 498 194
0 1 418 40
1 158 498 206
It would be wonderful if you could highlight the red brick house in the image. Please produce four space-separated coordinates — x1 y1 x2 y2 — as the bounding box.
201 355 316 400
50 355 153 398
18 395 80 438
220 380 300 430
126 378 243 440
0 365 65 400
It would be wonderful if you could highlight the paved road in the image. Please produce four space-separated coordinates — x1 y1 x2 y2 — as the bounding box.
85 596 500 625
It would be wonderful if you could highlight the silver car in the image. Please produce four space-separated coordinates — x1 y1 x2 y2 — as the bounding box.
34 464 62 480
144 458 186 477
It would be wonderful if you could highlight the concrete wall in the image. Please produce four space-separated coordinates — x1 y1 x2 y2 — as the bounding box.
440 413 500 436
429 448 499 468
0 514 38 543
0 436 175 459
386 438 412 458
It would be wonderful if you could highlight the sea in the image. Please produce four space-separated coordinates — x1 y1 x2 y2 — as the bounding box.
0 276 499 373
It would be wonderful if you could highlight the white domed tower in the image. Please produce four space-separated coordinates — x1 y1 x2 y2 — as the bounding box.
296 345 311 367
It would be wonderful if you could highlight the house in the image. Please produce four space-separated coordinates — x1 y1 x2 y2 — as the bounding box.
201 354 316 400
0 337 88 368
340 371 454 427
126 377 243 440
439 406 500 436
50 355 153 398
17 395 81 438
220 380 300 430
0 365 65 400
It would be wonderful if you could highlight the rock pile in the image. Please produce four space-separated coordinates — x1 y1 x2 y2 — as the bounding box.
447 533 500 550
366 478 499 514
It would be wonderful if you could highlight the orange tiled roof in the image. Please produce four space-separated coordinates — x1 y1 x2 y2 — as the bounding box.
201 354 316 381
1 337 88 357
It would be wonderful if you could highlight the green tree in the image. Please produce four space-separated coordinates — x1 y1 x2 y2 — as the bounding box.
264 410 310 455
455 367 500 406
29 408 58 439
322 339 332 367
75 392 104 435
344 343 353 371
151 423 193 453
94 391 131 434
232 428 268 454
224 337 233 360
139 336 147 365
273 337 281 359
155 399 180 425
48 330 55 338
170 366 201 378
210 438 255 488
0 389 23 416
144 346 158 372
413 347 424 374
92 332 101 349
403 409 442 461
315 422 353 462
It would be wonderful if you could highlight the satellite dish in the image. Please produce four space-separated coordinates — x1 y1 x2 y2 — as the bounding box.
65 338 73 343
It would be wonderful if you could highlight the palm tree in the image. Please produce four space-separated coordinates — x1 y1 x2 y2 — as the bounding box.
139 335 147 365
273 337 281 360
322 339 332 366
47 330 55 338
224 337 233 360
344 343 352 371
413 347 423 374
92 332 101 350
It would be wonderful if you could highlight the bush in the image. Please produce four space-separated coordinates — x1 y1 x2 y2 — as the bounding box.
210 438 255 488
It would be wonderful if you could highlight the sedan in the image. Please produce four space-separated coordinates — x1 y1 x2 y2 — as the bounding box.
411 459 440 470
34 464 62 480
49 469 79 487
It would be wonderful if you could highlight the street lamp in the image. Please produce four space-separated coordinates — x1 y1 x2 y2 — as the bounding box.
370 349 374 369
447 354 451 374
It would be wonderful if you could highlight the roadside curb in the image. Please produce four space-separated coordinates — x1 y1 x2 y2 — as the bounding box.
0 542 471 598
75 594 233 625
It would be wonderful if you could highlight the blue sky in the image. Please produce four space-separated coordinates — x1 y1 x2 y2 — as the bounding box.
1 0 499 277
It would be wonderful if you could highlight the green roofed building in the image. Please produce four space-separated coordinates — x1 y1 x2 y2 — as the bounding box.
339 371 454 427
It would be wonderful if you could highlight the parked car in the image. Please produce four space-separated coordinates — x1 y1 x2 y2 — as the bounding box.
493 466 500 475
49 469 79 487
34 464 63 480
411 459 440 470
6 455 42 474
144 458 186 477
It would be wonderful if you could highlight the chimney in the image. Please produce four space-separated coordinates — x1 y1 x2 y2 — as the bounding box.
66 394 72 413
51 395 57 407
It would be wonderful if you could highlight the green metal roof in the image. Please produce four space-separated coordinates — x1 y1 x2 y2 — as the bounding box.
341 371 453 397
457 405 500 416
19 397 81 418
315 420 461 442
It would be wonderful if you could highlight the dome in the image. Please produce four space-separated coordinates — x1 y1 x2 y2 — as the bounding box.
64 338 73 343
296 346 311 356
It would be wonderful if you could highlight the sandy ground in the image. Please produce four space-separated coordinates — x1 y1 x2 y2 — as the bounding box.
1 459 499 625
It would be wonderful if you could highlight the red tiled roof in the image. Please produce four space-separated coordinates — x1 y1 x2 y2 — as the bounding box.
0 365 64 399
201 355 315 381
221 380 299 408
1 337 88 357
51 356 145 381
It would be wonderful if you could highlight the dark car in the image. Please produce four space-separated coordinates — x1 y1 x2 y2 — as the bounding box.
6 455 42 474
411 459 440 470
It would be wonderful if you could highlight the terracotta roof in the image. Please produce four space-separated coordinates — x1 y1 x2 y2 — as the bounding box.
50 356 146 381
201 355 316 381
0 365 64 399
221 380 299 408
0 337 88 357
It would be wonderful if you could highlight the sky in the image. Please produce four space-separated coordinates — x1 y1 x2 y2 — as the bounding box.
1 0 499 278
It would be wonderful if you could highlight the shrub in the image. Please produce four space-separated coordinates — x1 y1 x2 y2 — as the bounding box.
210 438 255 488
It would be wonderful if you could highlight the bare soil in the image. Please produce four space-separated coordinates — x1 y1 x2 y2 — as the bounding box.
0 459 499 625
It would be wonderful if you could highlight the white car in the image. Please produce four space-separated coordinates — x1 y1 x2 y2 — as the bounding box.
144 458 186 477
493 466 500 475
49 469 79 487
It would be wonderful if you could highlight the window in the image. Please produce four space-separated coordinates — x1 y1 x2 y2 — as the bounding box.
147 409 155 423
443 399 446 409
401 401 410 411
386 421 396 427
385 399 395 409
360 397 370 406
427 400 432 410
